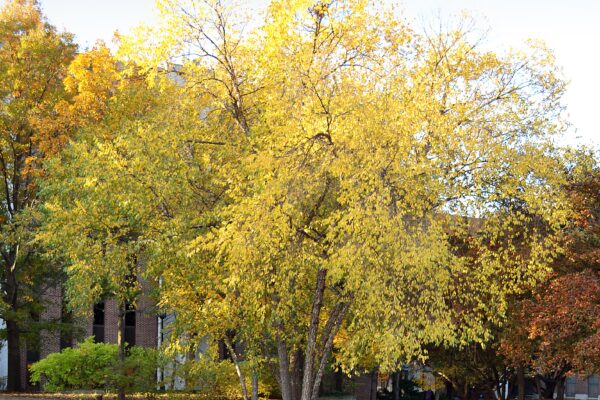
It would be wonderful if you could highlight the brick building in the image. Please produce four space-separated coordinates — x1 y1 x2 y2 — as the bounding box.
0 279 159 391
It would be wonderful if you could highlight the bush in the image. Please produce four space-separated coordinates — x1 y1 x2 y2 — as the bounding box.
30 336 161 392
163 351 278 398
120 345 162 392
30 337 118 391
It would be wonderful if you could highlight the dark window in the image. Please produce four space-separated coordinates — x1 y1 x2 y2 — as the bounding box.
93 302 105 343
124 303 136 347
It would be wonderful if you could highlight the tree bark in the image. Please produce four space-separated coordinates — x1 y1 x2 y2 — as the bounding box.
393 371 401 400
4 250 22 392
6 318 22 391
310 301 350 400
251 371 259 400
556 376 566 400
517 366 525 400
300 269 327 400
278 337 294 400
117 301 126 400
291 349 304 400
223 336 249 400
535 375 542 400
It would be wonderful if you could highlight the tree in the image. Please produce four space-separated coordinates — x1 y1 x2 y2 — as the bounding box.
0 0 76 390
113 1 570 400
428 342 514 400
501 162 600 400
39 45 166 400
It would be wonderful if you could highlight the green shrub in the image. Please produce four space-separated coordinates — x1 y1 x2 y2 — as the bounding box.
120 345 162 392
30 336 161 392
30 337 118 391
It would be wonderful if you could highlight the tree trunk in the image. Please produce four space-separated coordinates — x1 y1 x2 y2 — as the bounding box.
445 379 453 400
300 269 327 400
517 366 525 400
252 371 259 400
291 349 304 400
117 302 126 400
556 376 566 400
223 337 249 400
4 253 22 392
6 318 22 391
535 376 542 400
370 370 378 400
393 371 401 400
536 376 556 400
278 337 294 400
461 382 470 400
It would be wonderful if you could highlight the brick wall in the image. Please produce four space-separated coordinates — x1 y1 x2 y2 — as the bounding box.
39 285 62 359
135 280 158 348
103 298 119 344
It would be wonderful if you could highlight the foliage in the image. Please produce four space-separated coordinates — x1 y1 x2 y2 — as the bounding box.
161 339 279 398
42 1 569 399
499 161 600 400
0 0 77 390
30 337 161 393
427 341 513 400
30 337 118 391
38 44 155 313
121 345 164 393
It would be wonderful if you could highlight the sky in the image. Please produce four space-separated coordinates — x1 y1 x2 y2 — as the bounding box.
32 0 600 148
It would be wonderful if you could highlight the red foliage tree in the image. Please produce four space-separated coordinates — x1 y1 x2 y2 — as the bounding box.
501 166 600 400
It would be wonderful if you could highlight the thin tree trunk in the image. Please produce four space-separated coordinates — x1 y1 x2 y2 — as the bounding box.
556 376 566 400
445 380 453 400
6 318 21 391
223 337 249 400
291 349 304 400
4 253 22 392
278 337 294 400
393 371 401 400
300 269 327 400
117 301 126 400
252 371 259 400
517 366 525 400
310 302 350 400
535 376 543 400
370 369 378 400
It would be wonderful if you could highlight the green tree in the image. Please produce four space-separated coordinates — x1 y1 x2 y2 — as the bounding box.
37 44 168 398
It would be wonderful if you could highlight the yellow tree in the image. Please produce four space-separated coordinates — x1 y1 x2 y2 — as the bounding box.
0 0 76 390
119 1 568 399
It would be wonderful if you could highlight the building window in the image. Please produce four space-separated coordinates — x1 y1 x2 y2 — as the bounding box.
93 302 105 343
124 303 136 347
589 375 599 398
565 376 576 397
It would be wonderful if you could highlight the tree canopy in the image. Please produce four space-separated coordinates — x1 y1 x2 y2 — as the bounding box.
0 0 76 390
40 1 571 400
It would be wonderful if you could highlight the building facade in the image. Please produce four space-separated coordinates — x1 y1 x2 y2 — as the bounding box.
0 281 159 391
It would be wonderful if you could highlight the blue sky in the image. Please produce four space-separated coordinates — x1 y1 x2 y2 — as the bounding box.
32 0 600 147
